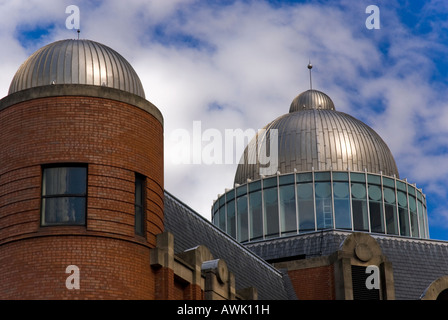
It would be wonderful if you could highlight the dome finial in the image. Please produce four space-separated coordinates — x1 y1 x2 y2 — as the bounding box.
307 60 313 90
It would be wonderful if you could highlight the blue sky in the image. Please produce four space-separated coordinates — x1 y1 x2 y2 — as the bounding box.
3 0 448 240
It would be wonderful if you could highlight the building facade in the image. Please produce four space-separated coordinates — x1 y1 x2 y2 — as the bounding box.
1 38 448 300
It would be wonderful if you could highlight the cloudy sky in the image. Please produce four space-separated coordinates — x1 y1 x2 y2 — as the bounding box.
2 0 448 240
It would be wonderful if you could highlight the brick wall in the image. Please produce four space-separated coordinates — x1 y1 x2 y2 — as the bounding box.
288 265 336 300
0 94 165 299
0 236 156 299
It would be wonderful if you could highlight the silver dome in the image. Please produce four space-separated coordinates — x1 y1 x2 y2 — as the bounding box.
289 89 335 112
234 92 399 184
8 39 145 98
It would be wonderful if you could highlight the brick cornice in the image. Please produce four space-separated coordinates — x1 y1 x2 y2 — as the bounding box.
0 84 164 126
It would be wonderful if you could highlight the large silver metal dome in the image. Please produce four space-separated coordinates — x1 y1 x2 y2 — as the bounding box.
234 90 399 184
8 39 145 98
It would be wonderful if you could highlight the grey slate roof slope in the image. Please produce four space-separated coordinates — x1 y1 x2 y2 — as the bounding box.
375 235 448 300
246 230 448 300
163 191 296 300
245 230 347 261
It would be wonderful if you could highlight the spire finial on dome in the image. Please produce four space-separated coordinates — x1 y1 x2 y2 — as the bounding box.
307 60 313 90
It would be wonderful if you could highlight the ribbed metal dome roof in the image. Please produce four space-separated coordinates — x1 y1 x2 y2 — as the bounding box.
234 90 399 184
8 39 145 98
289 89 335 112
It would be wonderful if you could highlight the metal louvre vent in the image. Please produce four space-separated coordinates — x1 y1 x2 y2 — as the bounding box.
351 265 380 300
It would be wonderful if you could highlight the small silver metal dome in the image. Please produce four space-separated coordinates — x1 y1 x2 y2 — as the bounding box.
289 89 335 112
235 91 399 184
8 39 145 98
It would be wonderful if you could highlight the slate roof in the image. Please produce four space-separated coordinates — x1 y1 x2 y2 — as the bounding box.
163 191 296 300
245 230 448 300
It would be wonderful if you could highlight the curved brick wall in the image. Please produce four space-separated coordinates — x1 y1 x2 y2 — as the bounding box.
0 86 164 299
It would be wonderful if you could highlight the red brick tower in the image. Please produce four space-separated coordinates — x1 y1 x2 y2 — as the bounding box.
0 39 164 299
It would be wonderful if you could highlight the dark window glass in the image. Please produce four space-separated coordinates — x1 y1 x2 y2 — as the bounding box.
297 183 315 232
334 182 351 230
237 195 248 242
352 183 368 231
135 173 146 236
249 180 262 192
384 188 398 235
333 172 348 181
297 172 313 183
227 200 236 238
368 185 384 233
397 191 410 236
280 184 296 235
41 166 87 226
279 174 294 186
264 187 279 238
262 177 277 188
315 182 332 229
350 172 365 183
418 200 425 238
219 205 226 232
409 195 419 237
249 191 263 241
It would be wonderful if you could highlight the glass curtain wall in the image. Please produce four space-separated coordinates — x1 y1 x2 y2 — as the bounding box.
213 171 428 243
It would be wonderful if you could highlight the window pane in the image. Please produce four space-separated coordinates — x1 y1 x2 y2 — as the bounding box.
418 200 425 238
263 177 277 188
315 182 332 229
280 185 296 235
219 205 226 231
384 188 398 235
213 211 219 227
237 195 248 242
297 183 315 232
297 172 312 183
236 185 247 196
43 167 86 196
367 174 381 185
333 172 348 181
42 197 86 225
249 191 263 241
227 200 236 238
135 206 144 235
385 204 398 235
135 176 144 206
350 172 365 183
397 191 410 236
352 183 368 231
368 185 384 233
249 180 262 192
226 189 235 201
369 202 384 233
279 174 294 186
334 182 351 230
264 187 279 238
409 195 419 237
383 177 395 188
315 172 331 181
135 174 145 236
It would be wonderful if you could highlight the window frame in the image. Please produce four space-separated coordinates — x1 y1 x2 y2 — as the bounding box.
134 173 147 237
40 164 88 227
